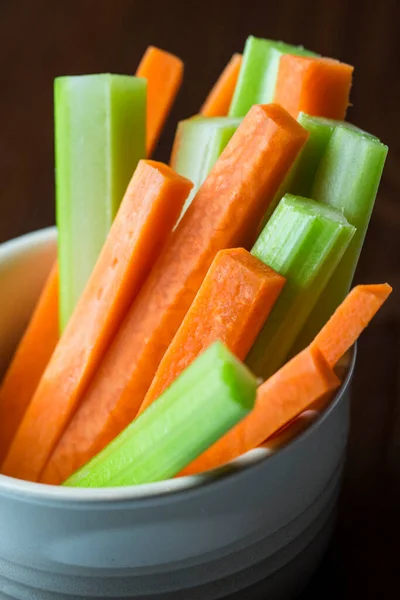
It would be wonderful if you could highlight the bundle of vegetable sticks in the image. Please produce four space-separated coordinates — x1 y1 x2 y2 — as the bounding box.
0 36 392 488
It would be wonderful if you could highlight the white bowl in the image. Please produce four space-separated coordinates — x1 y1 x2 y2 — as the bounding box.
0 228 354 599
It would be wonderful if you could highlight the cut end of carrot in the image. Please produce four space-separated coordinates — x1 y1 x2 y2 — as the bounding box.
257 103 310 139
136 46 184 157
144 159 194 190
364 283 393 302
312 283 392 367
274 55 353 120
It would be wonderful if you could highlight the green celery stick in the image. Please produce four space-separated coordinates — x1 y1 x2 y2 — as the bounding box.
292 114 369 198
229 36 317 118
55 74 146 330
246 195 355 379
291 126 388 352
172 116 242 217
64 342 257 488
259 114 368 230
260 113 337 229
290 113 338 197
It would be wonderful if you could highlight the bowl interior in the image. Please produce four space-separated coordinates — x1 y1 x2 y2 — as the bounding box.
0 227 354 504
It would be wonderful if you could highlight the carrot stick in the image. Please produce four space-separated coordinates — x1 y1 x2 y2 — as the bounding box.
200 53 242 117
260 410 319 451
138 248 285 414
41 104 308 485
274 55 353 120
2 161 192 482
136 46 184 157
312 283 392 367
0 263 59 464
180 346 340 475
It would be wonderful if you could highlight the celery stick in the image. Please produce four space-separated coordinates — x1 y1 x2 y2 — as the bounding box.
172 116 241 217
292 114 370 198
229 36 317 118
291 127 388 352
55 74 146 330
260 113 337 229
260 114 367 231
246 195 355 379
64 342 257 488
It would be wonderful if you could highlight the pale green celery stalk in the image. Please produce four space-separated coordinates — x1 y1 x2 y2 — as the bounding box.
259 114 368 232
64 342 257 488
259 113 337 230
172 116 242 218
229 36 317 118
246 195 355 379
291 127 388 353
55 74 146 330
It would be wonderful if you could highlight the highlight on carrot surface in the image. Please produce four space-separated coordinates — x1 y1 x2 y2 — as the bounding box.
136 46 184 156
180 345 341 476
312 283 392 367
0 262 59 464
274 55 353 120
200 53 242 117
2 161 192 483
138 248 285 414
40 103 308 486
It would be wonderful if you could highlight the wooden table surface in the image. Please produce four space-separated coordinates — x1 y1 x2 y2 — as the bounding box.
0 1 398 598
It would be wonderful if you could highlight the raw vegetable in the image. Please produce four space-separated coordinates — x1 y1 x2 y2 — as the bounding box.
200 53 242 117
181 345 340 475
136 46 183 156
0 263 59 463
246 194 355 379
289 113 337 197
262 410 319 451
170 116 241 215
312 283 392 367
229 36 317 117
260 112 338 228
274 55 353 120
55 74 146 330
138 248 285 414
292 127 388 350
2 161 192 483
41 104 308 485
64 342 257 488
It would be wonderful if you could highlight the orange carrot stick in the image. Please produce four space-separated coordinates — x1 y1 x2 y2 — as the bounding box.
138 248 285 414
41 104 308 485
274 55 353 120
2 161 192 482
0 263 59 463
260 410 319 451
136 46 184 157
181 346 340 475
312 283 392 367
200 53 242 117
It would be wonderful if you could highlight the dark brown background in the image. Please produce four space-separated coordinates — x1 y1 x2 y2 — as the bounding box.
0 1 399 597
